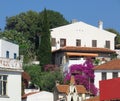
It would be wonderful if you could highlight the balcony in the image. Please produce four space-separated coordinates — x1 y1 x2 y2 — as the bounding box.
0 57 23 72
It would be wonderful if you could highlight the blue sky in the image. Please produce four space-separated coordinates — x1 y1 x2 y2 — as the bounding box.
0 0 120 32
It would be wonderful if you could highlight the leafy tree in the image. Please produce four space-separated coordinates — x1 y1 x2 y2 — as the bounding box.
23 64 63 92
39 9 69 29
38 9 51 71
5 9 69 63
0 30 34 63
64 58 98 95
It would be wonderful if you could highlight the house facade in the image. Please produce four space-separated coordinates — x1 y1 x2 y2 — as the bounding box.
0 57 23 101
54 76 90 101
51 21 116 71
0 39 23 101
0 39 19 59
94 59 120 90
51 21 116 51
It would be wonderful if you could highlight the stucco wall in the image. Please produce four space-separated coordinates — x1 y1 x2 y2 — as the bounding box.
0 71 22 101
94 70 120 89
0 39 19 59
51 22 116 51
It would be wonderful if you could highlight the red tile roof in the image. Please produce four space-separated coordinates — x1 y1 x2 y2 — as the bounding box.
76 85 88 94
52 46 115 53
56 76 88 94
56 84 88 94
56 85 69 94
94 59 120 70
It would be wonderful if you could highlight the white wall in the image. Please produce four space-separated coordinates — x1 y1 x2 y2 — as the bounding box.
51 22 116 51
94 70 120 89
0 39 19 59
0 71 22 101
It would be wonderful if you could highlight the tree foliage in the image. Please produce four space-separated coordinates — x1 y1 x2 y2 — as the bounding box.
64 58 98 95
23 64 63 92
38 9 51 70
0 30 34 63
5 9 69 63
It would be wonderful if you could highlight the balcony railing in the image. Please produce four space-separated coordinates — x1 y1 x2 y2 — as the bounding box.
0 57 22 70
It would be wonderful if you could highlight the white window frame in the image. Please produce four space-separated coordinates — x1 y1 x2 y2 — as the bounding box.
0 75 8 96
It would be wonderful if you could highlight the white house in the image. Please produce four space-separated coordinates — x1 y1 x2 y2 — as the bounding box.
54 76 90 101
0 39 19 59
51 21 116 71
93 59 120 91
0 57 23 101
51 21 116 51
0 39 23 101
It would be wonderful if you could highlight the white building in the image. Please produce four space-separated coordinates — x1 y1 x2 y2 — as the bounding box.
22 91 53 101
54 76 90 101
94 59 120 90
0 39 19 59
51 21 116 71
0 39 23 101
51 21 116 51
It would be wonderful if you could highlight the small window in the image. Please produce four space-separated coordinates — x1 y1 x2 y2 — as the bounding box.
92 40 97 47
0 75 8 96
102 72 106 80
51 38 56 46
76 39 81 46
105 41 110 49
113 72 118 78
6 51 9 58
14 53 17 59
60 39 66 47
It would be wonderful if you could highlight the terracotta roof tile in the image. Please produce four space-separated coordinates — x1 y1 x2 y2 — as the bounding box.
52 46 115 53
94 59 120 70
56 85 69 94
76 85 88 94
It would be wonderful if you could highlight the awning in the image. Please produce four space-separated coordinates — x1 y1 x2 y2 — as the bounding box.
66 52 98 57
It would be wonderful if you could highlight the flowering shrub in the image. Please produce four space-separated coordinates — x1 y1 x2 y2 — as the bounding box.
44 64 59 71
64 58 98 95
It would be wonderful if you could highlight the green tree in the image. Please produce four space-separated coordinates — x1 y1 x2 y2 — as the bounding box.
5 9 69 63
23 64 63 92
38 9 51 71
0 30 34 63
39 9 69 29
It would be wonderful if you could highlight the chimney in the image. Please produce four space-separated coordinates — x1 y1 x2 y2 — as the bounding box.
98 20 103 29
72 19 78 23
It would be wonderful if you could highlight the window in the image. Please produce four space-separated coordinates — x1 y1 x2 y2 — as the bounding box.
102 72 107 80
76 39 81 46
105 41 110 49
51 38 56 46
113 72 118 78
6 51 9 58
0 75 7 96
92 40 97 47
14 53 17 59
60 39 66 47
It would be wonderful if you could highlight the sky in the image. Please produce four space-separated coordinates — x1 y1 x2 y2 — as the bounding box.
0 0 120 32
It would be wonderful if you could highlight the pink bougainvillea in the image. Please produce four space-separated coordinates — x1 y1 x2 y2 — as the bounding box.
64 58 98 95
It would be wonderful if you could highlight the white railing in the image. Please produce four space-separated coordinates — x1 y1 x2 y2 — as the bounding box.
0 58 22 69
